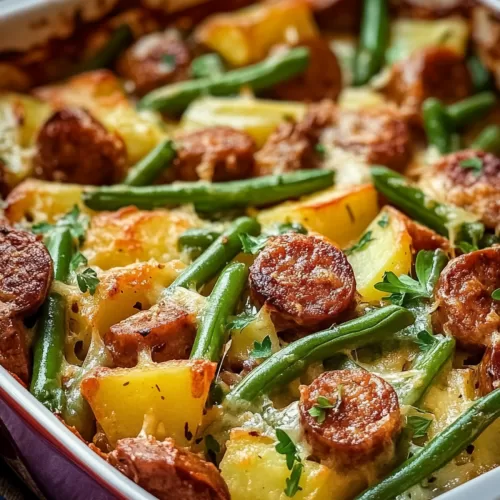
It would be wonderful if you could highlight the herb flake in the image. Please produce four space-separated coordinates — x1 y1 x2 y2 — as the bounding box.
377 212 390 228
460 157 483 177
239 233 268 255
250 335 273 359
227 312 256 332
407 415 433 439
345 231 374 256
76 268 99 295
285 463 303 497
308 386 343 424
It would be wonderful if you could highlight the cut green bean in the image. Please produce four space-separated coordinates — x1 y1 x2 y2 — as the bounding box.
168 216 259 292
83 169 334 212
353 0 390 86
467 54 493 93
356 388 500 500
30 228 73 412
138 47 310 113
178 228 221 252
423 98 452 154
471 125 500 155
227 305 414 403
71 25 133 75
446 92 497 129
123 140 176 186
190 262 248 361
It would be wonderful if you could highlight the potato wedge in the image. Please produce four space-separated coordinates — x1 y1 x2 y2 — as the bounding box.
182 97 306 147
195 0 318 66
220 430 362 500
347 206 412 303
258 184 378 248
82 359 216 447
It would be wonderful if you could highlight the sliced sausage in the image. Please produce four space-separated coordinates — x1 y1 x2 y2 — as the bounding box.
0 226 53 316
0 316 30 384
105 299 198 368
108 436 230 500
249 233 356 330
299 370 401 465
479 341 500 395
270 39 342 102
432 247 500 349
419 150 500 230
383 47 472 124
174 126 256 182
34 107 127 185
116 30 192 96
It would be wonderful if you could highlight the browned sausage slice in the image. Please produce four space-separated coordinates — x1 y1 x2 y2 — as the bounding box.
105 299 198 367
174 126 256 182
420 150 500 230
0 316 30 384
34 108 127 185
479 341 500 395
108 436 230 500
299 370 401 465
116 30 192 96
0 226 53 316
249 233 356 330
433 247 500 349
270 39 342 102
383 47 472 124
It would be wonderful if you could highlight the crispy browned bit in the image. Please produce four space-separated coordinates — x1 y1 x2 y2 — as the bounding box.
299 370 401 466
105 299 198 368
173 126 256 181
108 436 230 500
0 226 53 316
305 0 362 31
249 233 356 331
479 341 500 395
34 107 127 185
383 47 472 124
0 316 30 384
270 38 342 102
433 247 500 350
419 150 500 230
116 30 192 96
0 158 10 198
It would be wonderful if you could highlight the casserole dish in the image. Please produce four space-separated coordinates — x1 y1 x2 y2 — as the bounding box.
1 1 500 499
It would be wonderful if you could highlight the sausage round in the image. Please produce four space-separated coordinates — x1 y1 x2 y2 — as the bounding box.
270 39 342 102
432 247 500 349
0 315 30 384
34 107 128 185
116 30 191 96
419 150 500 230
0 226 53 316
249 233 356 330
174 126 256 182
299 370 401 465
108 436 230 500
479 342 500 395
383 47 471 124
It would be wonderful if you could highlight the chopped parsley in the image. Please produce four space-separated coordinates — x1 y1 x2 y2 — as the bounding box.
32 205 89 243
70 252 88 272
308 387 343 424
415 330 437 352
407 415 433 439
76 268 99 295
285 463 304 497
345 231 374 256
250 335 272 359
276 222 308 235
315 143 327 158
377 212 390 228
275 430 303 497
459 157 483 177
227 312 256 332
239 233 269 255
205 434 220 464
161 54 177 70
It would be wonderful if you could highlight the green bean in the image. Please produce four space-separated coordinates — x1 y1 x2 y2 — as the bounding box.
227 305 414 403
167 216 259 292
422 98 452 154
178 228 221 252
138 47 310 113
30 228 73 412
356 388 500 500
71 25 133 75
467 54 493 93
371 166 481 238
471 125 500 155
446 91 497 129
353 0 390 86
123 140 176 186
190 262 248 361
83 169 334 212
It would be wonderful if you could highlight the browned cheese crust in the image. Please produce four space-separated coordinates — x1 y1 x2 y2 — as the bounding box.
105 299 198 367
420 150 500 230
383 47 472 124
299 370 401 465
34 107 128 185
433 247 500 349
174 126 256 181
249 233 356 330
270 38 342 102
116 30 192 96
108 436 230 500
